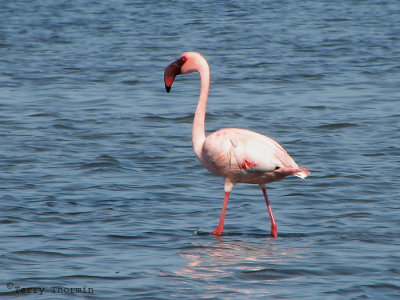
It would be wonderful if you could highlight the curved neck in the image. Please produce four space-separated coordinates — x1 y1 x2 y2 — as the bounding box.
192 63 210 159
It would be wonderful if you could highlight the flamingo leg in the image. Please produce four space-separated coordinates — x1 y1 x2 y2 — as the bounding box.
211 192 230 236
261 186 278 238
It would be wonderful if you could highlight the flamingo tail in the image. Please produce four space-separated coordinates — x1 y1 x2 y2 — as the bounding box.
294 166 310 179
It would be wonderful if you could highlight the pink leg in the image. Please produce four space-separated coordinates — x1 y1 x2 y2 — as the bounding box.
261 187 278 238
211 192 230 236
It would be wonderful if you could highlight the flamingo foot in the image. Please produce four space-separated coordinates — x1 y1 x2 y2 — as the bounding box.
270 224 278 238
211 226 223 236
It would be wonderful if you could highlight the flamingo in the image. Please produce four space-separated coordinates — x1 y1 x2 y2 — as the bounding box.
164 52 310 238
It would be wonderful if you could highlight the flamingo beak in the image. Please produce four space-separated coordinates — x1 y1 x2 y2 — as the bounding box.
164 58 185 93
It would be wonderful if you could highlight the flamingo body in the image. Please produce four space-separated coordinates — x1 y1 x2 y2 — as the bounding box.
201 128 308 186
164 52 310 237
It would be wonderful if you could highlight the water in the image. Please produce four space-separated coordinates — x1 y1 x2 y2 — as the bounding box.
1 0 399 298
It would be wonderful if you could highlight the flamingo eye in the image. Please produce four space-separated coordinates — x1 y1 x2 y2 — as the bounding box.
181 56 187 62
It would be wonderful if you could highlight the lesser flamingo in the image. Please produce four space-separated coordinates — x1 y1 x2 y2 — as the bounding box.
164 52 310 238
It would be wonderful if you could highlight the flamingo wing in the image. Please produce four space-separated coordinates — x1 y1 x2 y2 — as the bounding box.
202 128 309 180
226 128 299 172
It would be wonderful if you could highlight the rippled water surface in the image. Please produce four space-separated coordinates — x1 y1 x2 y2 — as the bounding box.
1 0 399 299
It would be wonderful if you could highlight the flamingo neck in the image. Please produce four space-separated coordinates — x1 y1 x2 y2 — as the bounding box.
192 63 210 160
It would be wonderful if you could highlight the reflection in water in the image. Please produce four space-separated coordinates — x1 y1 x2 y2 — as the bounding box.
173 237 306 297
176 237 303 280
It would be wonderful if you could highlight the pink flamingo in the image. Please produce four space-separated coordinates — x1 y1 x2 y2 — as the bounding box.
164 52 310 238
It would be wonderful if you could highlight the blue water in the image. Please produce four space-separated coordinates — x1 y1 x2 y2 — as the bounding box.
1 0 399 299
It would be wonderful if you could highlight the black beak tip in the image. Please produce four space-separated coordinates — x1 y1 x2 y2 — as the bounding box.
165 85 171 93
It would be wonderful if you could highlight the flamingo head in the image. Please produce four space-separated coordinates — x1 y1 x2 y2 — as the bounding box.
164 55 187 93
164 52 208 93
